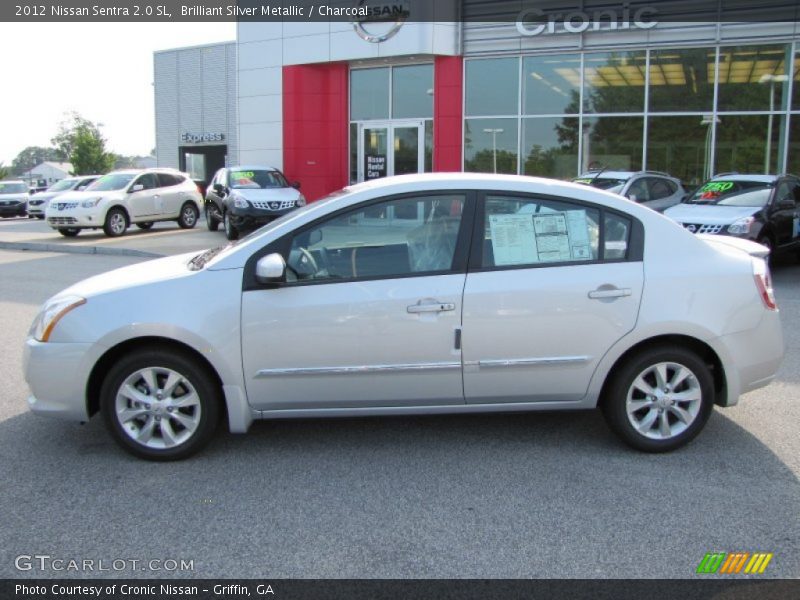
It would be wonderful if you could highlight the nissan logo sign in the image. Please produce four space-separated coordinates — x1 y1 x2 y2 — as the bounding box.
516 4 658 37
352 0 409 43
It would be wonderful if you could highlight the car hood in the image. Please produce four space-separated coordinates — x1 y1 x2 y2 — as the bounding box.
663 203 760 224
32 190 69 201
55 252 200 300
0 193 29 202
231 187 301 201
50 189 125 202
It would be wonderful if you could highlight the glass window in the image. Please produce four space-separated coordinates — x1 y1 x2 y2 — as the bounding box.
647 178 677 200
604 213 631 260
464 119 519 174
582 116 644 171
286 195 465 282
648 47 715 112
787 116 800 175
184 153 206 181
465 58 519 116
523 54 581 115
522 117 579 179
350 68 390 120
481 195 600 267
349 123 358 184
392 64 433 119
647 116 711 188
792 50 800 110
134 173 158 190
584 51 646 113
424 120 433 173
714 114 785 174
717 45 791 112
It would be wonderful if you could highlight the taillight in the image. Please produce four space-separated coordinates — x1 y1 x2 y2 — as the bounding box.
753 258 777 311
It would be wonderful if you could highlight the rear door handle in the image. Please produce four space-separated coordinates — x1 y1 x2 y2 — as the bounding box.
588 287 632 300
407 301 455 314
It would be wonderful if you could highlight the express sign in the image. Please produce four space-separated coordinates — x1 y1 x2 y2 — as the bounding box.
181 132 225 144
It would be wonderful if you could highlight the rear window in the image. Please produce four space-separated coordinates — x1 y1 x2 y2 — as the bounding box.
573 177 629 191
685 180 773 204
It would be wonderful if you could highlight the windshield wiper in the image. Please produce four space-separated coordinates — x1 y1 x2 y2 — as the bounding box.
189 246 225 271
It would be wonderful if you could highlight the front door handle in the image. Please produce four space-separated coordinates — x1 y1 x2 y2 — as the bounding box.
407 301 455 314
588 287 632 300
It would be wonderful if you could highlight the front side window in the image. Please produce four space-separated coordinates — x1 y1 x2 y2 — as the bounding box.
133 173 158 190
286 194 466 283
481 196 600 268
86 173 136 192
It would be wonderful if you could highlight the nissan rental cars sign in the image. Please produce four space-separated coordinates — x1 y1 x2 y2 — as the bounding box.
516 4 659 36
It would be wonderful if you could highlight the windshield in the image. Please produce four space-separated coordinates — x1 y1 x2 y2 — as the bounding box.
716 189 772 208
229 169 288 190
47 179 78 192
86 173 136 192
685 180 772 204
0 182 28 194
573 177 629 190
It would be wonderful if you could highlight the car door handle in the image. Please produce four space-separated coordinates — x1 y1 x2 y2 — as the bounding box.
407 301 455 314
588 287 631 300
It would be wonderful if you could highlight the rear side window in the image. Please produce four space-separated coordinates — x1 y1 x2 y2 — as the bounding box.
481 196 600 267
604 213 631 260
157 173 184 187
648 178 676 200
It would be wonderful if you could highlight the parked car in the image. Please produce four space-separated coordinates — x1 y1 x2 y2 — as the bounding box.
664 173 800 258
0 180 31 218
573 170 685 212
26 175 99 219
24 173 783 460
44 168 203 237
205 165 305 241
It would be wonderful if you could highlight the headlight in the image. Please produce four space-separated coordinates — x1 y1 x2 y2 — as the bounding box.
232 196 250 209
296 194 307 207
30 295 86 342
80 197 103 208
728 216 755 235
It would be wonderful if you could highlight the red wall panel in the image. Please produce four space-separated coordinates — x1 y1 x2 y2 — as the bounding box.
433 56 463 172
283 63 349 201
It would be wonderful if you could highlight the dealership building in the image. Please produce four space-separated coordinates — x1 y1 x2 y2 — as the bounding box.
154 1 800 200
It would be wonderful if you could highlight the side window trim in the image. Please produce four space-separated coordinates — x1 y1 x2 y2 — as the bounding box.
242 190 478 291
468 190 644 272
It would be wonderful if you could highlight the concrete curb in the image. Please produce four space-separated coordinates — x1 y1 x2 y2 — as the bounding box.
0 241 163 258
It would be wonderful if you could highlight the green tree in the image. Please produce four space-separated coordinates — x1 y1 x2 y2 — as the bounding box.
0 163 10 180
51 113 115 175
11 146 63 175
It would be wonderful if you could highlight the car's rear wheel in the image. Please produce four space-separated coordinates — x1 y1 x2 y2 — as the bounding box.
223 210 238 241
58 228 80 237
103 208 128 237
602 346 714 452
136 221 154 230
100 348 221 461
177 203 199 229
205 205 220 231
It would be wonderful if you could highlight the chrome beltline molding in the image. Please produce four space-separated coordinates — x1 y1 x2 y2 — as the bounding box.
255 362 462 378
469 356 591 368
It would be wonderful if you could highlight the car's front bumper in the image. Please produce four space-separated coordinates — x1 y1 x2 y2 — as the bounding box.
45 207 103 229
24 338 97 422
228 205 295 228
0 202 26 216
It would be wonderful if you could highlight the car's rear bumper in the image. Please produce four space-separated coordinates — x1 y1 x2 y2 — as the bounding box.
24 338 95 422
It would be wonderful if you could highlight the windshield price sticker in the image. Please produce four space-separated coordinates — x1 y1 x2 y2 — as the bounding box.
701 181 734 193
231 171 255 180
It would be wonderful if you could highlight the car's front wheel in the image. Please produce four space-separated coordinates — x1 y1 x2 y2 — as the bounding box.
103 207 128 237
100 348 221 460
602 346 714 452
177 202 199 229
205 205 220 231
223 210 238 241
58 227 80 237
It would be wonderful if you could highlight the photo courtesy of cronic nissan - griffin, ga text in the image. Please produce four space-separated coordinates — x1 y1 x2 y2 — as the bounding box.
44 168 203 237
23 174 784 460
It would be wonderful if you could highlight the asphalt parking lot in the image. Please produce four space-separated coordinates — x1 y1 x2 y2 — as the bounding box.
0 220 798 579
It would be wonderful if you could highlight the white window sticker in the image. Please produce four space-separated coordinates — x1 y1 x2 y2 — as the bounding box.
489 214 538 265
489 210 594 265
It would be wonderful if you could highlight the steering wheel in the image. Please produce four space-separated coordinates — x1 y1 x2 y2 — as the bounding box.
298 247 319 274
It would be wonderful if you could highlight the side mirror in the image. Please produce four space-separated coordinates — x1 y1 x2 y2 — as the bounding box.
213 183 224 194
291 181 301 190
130 184 144 193
29 189 35 195
255 253 286 283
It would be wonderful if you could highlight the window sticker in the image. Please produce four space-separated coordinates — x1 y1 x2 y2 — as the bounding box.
533 213 571 262
489 210 592 265
489 214 539 266
564 210 592 260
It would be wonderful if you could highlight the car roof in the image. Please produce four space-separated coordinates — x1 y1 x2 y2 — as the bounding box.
227 165 280 172
709 173 781 183
576 171 635 179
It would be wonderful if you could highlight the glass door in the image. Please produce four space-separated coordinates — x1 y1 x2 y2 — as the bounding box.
357 121 425 183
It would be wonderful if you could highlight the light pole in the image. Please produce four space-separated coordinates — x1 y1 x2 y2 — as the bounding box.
700 115 719 181
759 73 788 174
483 128 504 173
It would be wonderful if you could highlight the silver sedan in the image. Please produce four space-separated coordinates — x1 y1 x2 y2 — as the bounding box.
24 174 784 460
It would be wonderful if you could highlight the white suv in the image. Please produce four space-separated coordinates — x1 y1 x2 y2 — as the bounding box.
44 169 202 237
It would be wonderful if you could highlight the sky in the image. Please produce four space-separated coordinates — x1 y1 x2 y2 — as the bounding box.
0 22 237 166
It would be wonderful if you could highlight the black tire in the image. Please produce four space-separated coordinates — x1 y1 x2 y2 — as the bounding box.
601 346 715 453
36 215 45 220
205 205 220 231
103 207 128 237
58 228 80 237
177 202 199 229
136 221 154 230
100 347 221 461
757 233 775 263
223 210 239 241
